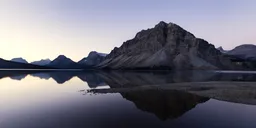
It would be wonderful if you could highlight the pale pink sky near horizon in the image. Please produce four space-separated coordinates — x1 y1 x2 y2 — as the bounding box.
0 0 256 62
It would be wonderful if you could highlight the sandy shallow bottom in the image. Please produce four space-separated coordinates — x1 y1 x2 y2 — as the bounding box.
89 81 256 105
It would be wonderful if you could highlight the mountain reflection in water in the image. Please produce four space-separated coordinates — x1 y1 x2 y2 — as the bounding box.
1 70 256 87
1 70 255 120
1 70 256 127
118 90 208 120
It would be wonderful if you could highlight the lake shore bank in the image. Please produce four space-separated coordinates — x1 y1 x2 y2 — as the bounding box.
89 81 256 105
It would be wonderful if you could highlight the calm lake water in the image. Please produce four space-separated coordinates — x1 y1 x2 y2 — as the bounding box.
1 70 256 128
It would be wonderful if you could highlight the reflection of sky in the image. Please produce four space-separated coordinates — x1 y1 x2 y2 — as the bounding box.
0 75 123 127
0 0 256 62
0 76 87 105
179 99 256 127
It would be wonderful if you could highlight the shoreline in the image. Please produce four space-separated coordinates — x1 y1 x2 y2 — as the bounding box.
89 81 256 105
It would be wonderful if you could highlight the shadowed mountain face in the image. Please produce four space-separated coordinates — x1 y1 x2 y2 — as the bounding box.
98 21 237 70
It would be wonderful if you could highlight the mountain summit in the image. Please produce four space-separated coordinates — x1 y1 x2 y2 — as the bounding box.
78 51 107 67
48 55 81 69
98 21 235 70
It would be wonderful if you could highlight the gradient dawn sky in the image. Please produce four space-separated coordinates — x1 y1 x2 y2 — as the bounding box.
0 0 255 62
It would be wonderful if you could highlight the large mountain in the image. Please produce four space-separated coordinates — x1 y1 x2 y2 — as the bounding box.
78 51 107 67
227 44 256 61
31 59 51 66
47 55 81 69
98 21 235 70
10 58 28 64
0 58 47 69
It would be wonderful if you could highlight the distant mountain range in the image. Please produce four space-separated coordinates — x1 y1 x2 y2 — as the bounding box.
45 51 107 69
31 59 51 66
6 51 108 69
0 58 47 69
3 21 256 70
10 58 28 64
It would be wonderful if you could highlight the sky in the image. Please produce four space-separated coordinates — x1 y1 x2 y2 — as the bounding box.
0 0 255 62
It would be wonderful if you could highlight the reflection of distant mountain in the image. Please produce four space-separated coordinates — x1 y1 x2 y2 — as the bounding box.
30 71 89 84
0 71 106 87
10 74 28 80
49 72 75 84
1 70 256 87
0 70 38 80
30 73 51 80
77 73 106 88
39 71 106 85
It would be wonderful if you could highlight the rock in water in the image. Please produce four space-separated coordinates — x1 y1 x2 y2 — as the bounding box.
98 21 234 70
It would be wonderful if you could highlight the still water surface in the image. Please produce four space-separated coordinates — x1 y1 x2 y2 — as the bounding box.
0 70 256 128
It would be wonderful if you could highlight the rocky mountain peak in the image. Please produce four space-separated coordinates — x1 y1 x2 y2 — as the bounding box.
217 46 228 53
79 51 107 66
50 55 74 65
155 21 168 28
88 51 107 57
217 47 224 51
48 55 80 69
98 21 236 70
56 55 67 59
